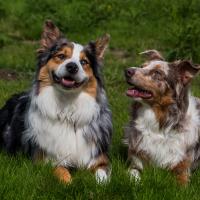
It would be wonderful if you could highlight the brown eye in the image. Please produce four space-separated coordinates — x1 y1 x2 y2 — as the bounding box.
56 54 66 60
80 59 88 66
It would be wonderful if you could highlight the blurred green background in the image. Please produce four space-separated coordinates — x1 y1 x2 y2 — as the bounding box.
0 0 200 199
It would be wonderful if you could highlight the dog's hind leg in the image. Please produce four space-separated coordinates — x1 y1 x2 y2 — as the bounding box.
88 154 110 184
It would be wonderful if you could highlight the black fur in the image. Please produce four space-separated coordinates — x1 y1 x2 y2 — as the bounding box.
0 38 112 162
0 92 32 155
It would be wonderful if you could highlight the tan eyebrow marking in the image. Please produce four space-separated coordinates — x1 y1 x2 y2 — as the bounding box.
54 46 73 59
155 64 161 68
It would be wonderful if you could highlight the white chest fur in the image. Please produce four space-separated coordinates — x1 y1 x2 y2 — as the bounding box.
26 87 100 168
135 97 199 168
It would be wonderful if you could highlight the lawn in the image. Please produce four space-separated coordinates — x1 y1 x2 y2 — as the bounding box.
0 0 200 199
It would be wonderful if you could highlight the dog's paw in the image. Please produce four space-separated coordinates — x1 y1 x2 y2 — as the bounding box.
129 169 141 182
54 166 72 184
95 169 109 184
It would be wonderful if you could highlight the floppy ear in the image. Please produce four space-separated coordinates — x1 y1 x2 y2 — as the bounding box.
177 60 200 85
95 33 110 60
37 20 61 53
140 49 164 61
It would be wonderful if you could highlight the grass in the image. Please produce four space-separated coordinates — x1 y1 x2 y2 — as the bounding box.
0 0 200 199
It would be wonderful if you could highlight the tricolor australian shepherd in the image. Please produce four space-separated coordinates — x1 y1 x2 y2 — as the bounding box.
0 20 112 184
124 50 200 185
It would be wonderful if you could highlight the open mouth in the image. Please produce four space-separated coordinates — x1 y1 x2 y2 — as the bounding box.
52 72 85 89
126 86 153 99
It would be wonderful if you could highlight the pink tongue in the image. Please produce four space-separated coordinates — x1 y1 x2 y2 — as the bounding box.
126 89 138 97
126 89 152 98
61 78 75 87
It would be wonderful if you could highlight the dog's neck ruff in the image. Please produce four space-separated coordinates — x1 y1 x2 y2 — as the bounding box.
26 86 100 167
134 95 200 168
33 86 99 125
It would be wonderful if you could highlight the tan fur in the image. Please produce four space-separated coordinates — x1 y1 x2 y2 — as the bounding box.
54 45 73 60
33 150 72 184
80 52 97 98
38 46 73 93
89 154 109 173
133 71 161 92
155 64 161 68
54 166 72 184
83 77 97 98
171 159 191 185
151 90 174 127
38 66 51 92
38 44 98 97
130 66 175 126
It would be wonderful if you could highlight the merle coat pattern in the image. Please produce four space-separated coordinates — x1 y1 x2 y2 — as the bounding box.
124 50 200 185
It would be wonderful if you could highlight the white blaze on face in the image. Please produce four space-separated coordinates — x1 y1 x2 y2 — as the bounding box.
56 42 87 83
72 43 83 60
58 43 83 69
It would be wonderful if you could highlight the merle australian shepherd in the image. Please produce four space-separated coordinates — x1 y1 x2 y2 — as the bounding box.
0 20 112 184
124 50 200 185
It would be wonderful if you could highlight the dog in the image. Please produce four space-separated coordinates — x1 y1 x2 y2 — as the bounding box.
124 50 200 185
0 20 112 184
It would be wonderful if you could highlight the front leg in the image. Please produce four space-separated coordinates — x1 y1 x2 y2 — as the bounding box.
128 146 152 182
54 166 72 184
32 149 72 184
128 151 144 182
89 154 110 184
171 159 191 185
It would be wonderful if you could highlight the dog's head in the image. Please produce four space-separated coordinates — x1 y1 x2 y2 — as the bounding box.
125 50 200 107
36 20 110 97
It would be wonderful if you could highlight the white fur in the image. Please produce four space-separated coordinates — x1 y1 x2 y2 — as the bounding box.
129 169 141 182
95 168 108 183
130 156 143 171
146 60 169 75
72 43 83 59
25 86 100 168
134 95 199 168
56 42 86 83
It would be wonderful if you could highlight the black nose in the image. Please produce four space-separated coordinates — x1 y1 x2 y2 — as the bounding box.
66 62 79 74
125 68 136 78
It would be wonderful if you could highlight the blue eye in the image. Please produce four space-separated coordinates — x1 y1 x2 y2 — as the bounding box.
80 59 88 66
